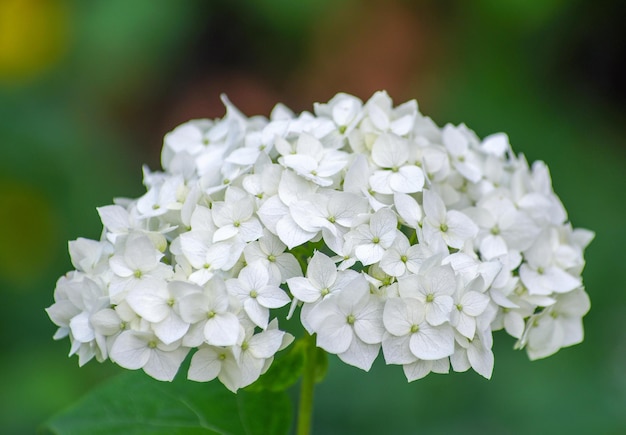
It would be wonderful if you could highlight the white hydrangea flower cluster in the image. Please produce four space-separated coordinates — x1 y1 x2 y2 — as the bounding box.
47 91 593 389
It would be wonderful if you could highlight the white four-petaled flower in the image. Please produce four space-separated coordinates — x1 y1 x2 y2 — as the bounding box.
47 91 593 389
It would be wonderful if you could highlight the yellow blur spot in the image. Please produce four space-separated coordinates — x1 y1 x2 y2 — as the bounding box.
0 0 69 82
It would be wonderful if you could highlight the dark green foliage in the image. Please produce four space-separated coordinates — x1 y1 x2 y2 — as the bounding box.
43 371 292 435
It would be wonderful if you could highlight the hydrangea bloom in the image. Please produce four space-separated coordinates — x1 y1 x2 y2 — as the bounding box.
47 91 593 390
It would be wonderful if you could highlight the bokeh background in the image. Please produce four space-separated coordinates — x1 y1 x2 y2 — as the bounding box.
1 0 625 433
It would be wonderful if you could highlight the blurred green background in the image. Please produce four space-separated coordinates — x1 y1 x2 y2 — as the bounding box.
1 0 625 433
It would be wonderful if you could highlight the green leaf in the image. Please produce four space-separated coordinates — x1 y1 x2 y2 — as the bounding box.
237 390 291 435
312 345 328 383
246 335 329 392
246 338 307 392
42 370 292 435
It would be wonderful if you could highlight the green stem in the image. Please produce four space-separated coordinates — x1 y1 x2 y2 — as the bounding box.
297 333 317 435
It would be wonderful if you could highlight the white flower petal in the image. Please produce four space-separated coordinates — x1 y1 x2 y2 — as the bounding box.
394 193 422 228
368 102 390 131
110 331 151 370
402 360 432 382
143 346 189 381
480 234 508 260
257 195 287 235
126 280 170 323
316 315 353 354
238 219 263 242
454 312 476 339
188 347 222 382
97 205 129 234
69 312 94 343
257 286 290 309
423 190 447 223
307 252 337 290
276 215 317 249
382 333 416 365
425 296 453 326
383 298 413 336
409 324 454 360
467 341 494 379
248 329 284 358
213 225 239 242
338 337 379 371
204 313 240 346
390 166 424 193
461 291 490 317
244 299 269 329
287 277 321 303
153 313 189 345
369 171 394 195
